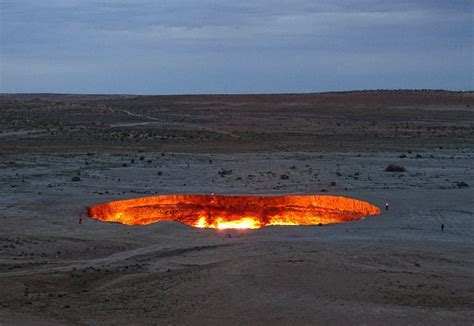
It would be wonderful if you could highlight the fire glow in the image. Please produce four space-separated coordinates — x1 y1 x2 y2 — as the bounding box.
87 195 381 229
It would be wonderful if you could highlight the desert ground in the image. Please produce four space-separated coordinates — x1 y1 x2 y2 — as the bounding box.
0 91 473 325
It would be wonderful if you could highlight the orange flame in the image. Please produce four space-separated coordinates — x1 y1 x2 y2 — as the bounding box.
87 195 381 229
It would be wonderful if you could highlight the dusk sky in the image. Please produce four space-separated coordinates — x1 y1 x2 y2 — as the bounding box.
0 0 472 94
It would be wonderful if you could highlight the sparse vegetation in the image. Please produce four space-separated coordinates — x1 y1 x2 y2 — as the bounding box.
385 164 406 172
456 181 469 188
218 168 232 177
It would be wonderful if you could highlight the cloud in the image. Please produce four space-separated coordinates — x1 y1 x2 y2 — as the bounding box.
0 0 472 93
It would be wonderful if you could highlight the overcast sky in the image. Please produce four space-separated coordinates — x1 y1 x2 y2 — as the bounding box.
0 0 472 94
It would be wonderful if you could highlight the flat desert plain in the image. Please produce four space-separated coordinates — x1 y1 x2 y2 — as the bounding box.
0 91 473 325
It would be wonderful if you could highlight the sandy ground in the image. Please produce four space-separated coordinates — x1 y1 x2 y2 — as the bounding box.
0 91 473 325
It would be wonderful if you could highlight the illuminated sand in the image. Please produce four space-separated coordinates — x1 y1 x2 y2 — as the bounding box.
88 195 381 229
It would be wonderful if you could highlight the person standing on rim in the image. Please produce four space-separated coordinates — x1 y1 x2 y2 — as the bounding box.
385 202 389 211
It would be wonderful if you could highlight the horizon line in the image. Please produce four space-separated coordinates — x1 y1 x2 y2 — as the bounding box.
1 88 473 97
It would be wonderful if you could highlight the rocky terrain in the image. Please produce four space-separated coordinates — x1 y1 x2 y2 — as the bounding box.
0 90 473 325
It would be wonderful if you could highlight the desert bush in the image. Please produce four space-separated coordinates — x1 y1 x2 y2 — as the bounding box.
385 164 406 172
456 181 469 188
218 168 232 177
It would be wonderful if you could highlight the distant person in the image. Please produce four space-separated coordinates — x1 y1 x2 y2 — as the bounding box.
79 215 83 224
385 202 389 211
441 224 444 232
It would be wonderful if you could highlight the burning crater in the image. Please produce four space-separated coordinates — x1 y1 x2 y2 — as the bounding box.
88 195 381 229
